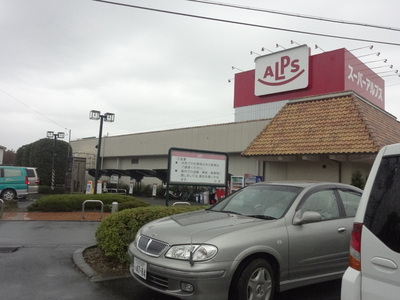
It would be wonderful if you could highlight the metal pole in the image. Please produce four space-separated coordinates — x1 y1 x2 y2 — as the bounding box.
166 181 170 207
94 116 104 194
51 135 57 190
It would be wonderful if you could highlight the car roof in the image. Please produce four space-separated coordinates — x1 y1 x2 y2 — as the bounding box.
0 166 27 169
251 181 360 190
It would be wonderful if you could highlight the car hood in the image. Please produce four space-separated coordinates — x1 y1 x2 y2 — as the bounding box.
139 209 279 245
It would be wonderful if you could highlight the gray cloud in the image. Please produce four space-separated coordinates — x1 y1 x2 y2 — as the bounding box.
1 0 399 150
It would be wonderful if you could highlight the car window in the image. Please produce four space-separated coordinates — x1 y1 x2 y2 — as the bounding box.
301 189 340 220
338 189 361 217
27 169 35 177
3 168 22 177
365 155 400 253
211 185 302 218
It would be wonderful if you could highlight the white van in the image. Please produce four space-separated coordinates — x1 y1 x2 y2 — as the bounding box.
26 167 40 194
341 143 400 300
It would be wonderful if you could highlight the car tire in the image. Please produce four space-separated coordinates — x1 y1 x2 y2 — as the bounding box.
234 258 275 300
1 189 17 201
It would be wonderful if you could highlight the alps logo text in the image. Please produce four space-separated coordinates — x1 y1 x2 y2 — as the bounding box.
258 55 305 86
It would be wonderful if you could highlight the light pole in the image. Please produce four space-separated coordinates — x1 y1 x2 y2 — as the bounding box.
89 110 115 194
46 131 65 190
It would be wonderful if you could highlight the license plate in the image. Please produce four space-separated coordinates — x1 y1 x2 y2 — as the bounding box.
133 257 147 280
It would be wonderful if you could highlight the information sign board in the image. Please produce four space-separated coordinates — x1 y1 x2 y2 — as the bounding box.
168 148 228 186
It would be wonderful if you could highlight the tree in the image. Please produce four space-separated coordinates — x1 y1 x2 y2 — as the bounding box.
16 138 72 187
3 149 16 165
351 170 366 190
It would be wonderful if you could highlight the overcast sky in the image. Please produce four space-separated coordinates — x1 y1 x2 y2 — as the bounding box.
1 0 400 151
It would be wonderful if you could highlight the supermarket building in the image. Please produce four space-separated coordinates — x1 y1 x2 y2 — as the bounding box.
70 45 400 190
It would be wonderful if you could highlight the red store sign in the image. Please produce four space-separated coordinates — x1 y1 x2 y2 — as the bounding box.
234 47 385 109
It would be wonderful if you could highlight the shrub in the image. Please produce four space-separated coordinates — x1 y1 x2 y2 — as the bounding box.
351 170 366 190
38 185 65 194
26 194 150 212
140 184 153 197
156 185 165 197
95 205 206 264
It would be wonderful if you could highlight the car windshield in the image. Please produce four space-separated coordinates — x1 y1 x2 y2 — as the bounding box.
209 184 302 219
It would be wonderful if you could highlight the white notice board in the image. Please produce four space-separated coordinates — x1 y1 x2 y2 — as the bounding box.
168 148 228 186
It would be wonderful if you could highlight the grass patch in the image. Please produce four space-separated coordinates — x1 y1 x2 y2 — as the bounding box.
2 200 18 212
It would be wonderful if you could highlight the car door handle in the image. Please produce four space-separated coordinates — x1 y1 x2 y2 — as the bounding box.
337 227 347 233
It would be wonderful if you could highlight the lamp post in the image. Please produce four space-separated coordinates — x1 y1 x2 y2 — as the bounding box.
46 131 65 190
89 110 115 194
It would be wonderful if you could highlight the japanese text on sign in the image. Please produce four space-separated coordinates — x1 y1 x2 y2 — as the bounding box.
347 65 384 102
169 149 228 186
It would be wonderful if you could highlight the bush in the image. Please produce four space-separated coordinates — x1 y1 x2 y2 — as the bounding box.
26 194 150 212
38 185 65 194
140 184 153 197
351 170 366 189
95 205 206 264
156 185 165 197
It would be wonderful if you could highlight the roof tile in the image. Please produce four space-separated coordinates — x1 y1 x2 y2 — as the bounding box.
242 94 400 156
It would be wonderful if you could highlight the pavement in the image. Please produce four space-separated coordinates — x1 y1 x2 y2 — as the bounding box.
1 211 111 221
0 196 185 300
0 195 199 283
0 220 179 300
0 196 341 299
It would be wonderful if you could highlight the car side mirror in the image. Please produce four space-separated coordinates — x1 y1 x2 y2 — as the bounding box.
293 210 322 225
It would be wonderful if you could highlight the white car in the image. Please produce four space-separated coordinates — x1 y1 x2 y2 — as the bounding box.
26 167 40 194
341 143 400 300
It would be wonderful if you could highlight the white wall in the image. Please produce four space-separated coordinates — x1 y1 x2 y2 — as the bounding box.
0 147 4 165
71 120 374 188
71 120 270 185
263 158 372 185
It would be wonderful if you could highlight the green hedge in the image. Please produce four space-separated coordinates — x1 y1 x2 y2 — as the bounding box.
26 194 150 212
96 205 206 264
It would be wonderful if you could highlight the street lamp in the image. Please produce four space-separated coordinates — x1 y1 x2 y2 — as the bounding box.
46 131 65 190
89 110 115 194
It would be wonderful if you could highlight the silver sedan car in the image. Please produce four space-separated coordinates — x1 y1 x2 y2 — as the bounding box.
128 181 362 300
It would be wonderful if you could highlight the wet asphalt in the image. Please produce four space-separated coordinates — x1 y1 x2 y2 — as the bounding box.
0 196 178 300
0 196 341 300
0 219 180 300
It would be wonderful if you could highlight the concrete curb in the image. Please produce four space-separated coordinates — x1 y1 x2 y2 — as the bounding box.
72 245 131 283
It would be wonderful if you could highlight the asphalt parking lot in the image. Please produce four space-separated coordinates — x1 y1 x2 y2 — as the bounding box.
0 220 176 300
0 219 341 300
0 196 341 299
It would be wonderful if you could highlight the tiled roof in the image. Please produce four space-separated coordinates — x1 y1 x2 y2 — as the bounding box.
242 93 400 156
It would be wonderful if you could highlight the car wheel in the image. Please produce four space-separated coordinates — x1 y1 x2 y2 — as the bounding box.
1 189 17 201
234 258 275 300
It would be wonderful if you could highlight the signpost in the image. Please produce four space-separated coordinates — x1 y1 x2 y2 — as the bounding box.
166 148 229 206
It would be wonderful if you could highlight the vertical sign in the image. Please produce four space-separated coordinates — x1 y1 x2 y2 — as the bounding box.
152 183 157 197
129 181 135 194
344 50 385 108
168 148 228 186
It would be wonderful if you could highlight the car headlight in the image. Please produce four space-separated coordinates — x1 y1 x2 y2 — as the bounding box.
165 244 218 261
134 230 141 246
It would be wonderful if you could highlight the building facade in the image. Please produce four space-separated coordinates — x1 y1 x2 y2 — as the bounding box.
0 145 5 165
70 46 400 190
